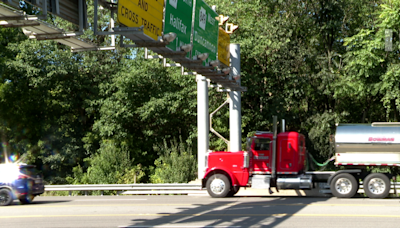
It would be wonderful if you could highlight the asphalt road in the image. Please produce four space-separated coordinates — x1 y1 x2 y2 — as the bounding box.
1 195 400 228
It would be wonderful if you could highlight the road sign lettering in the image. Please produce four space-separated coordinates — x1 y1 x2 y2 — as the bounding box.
194 30 216 53
142 18 160 36
118 0 164 41
169 14 188 34
207 13 216 26
120 5 140 24
138 0 149 11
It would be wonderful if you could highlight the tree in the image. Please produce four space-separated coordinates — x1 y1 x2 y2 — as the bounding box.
343 1 400 120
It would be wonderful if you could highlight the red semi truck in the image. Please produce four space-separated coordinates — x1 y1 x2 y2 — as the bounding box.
202 119 400 199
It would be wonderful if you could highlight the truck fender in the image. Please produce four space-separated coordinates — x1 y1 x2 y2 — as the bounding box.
327 169 363 186
202 168 238 188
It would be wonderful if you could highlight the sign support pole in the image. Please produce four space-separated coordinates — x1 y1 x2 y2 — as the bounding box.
229 44 242 151
197 74 209 179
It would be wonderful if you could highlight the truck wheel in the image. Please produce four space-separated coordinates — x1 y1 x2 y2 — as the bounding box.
227 186 240 197
0 189 13 206
363 173 390 199
330 173 359 198
206 174 231 198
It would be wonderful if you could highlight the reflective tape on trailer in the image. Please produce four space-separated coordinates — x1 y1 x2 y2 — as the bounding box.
251 171 299 175
251 171 271 175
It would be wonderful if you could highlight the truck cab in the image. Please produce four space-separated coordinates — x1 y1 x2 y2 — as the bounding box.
248 131 306 175
203 131 312 197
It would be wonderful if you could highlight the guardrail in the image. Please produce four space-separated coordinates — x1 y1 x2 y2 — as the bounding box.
44 183 203 196
44 182 400 196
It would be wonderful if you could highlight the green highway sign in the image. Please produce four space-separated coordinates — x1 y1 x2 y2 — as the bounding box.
192 0 219 65
164 0 194 58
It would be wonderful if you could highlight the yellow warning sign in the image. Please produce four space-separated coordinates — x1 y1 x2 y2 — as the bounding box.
118 0 164 41
218 27 230 66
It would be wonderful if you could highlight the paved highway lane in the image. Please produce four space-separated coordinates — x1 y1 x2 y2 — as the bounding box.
1 195 400 227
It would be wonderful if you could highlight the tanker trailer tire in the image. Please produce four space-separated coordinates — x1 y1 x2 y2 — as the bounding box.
363 173 390 199
206 174 231 198
330 173 359 198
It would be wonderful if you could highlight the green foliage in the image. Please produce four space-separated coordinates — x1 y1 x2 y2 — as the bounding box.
118 164 146 184
342 0 400 120
150 138 197 183
80 140 133 184
306 111 347 160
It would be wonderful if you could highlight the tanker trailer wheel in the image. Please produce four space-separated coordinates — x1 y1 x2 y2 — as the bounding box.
206 174 231 198
363 173 390 199
330 173 359 198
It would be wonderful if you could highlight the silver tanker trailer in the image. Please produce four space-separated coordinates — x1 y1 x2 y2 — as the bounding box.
328 122 400 198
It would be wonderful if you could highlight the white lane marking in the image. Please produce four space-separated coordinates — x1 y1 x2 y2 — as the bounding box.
75 199 148 201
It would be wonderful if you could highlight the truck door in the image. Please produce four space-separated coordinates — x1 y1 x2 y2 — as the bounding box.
279 139 296 172
251 137 272 173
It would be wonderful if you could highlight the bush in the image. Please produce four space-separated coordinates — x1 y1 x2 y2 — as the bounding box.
150 138 197 183
71 140 145 185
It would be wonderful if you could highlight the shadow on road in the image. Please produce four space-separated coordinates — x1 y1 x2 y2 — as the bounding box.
121 195 330 227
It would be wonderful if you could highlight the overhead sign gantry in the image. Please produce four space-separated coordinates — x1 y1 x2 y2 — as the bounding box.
115 0 245 91
0 0 245 91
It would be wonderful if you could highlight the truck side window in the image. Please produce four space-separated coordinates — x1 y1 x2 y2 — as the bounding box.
254 138 271 150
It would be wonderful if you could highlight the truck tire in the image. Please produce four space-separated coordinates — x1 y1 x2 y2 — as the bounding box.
330 173 359 198
363 173 390 199
206 174 231 198
227 186 240 197
0 189 13 206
